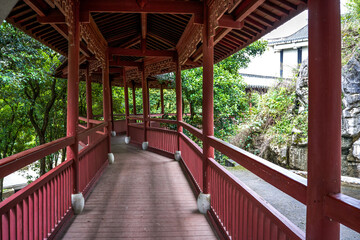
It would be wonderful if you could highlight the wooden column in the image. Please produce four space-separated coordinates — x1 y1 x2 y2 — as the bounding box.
132 81 137 115
141 63 149 142
66 1 80 193
110 80 115 132
86 66 93 127
202 2 214 194
102 50 111 152
147 80 151 117
306 0 341 239
160 84 165 115
123 69 130 136
176 56 183 150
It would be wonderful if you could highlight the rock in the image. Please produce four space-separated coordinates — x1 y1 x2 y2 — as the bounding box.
289 145 307 170
295 59 309 111
342 52 360 137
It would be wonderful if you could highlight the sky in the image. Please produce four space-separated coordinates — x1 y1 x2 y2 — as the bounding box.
264 0 350 40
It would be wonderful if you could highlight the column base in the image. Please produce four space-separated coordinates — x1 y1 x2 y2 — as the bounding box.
125 136 131 144
108 153 114 164
71 193 85 215
174 151 181 161
197 192 211 214
111 131 117 137
142 141 149 150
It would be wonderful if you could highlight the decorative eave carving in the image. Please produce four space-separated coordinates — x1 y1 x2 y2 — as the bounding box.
80 17 107 69
177 24 202 65
53 0 76 36
145 59 175 77
208 0 229 37
89 59 102 73
126 68 141 82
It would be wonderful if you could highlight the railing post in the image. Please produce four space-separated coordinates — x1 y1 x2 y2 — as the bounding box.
175 55 182 161
141 63 149 150
66 0 84 215
123 68 130 144
102 49 112 153
132 81 137 115
197 0 214 214
307 0 341 239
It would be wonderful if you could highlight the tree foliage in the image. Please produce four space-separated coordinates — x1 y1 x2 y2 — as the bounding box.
0 21 66 179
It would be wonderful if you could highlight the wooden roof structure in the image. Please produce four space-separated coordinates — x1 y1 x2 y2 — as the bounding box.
5 0 307 88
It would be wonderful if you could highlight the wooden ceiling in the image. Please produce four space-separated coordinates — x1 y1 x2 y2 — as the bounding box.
5 0 307 88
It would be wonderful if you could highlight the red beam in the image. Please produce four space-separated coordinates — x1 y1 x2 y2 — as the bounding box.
81 0 203 15
218 15 244 29
109 48 176 57
109 60 142 67
234 0 266 22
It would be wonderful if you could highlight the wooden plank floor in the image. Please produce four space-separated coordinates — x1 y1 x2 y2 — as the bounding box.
60 136 218 239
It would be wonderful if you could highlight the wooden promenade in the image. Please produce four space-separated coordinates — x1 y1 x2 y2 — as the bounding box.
60 136 218 239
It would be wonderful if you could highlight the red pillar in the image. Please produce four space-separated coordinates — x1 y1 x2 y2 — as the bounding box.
66 1 80 193
306 0 341 239
110 80 114 132
86 66 93 127
176 57 183 150
123 69 130 136
141 64 149 142
160 84 165 115
102 50 112 152
147 80 151 117
202 3 214 194
132 82 137 115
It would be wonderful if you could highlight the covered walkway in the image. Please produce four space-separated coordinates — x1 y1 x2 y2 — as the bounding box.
60 136 217 239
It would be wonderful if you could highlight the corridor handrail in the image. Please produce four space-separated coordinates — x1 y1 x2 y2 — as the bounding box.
207 135 308 204
324 193 360 233
178 121 203 140
0 136 75 179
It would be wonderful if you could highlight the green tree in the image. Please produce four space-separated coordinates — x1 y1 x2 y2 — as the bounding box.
0 21 66 179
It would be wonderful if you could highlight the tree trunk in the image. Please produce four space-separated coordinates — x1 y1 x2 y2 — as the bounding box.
39 135 46 175
0 178 3 202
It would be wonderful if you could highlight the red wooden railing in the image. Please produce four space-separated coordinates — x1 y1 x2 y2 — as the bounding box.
0 119 109 239
113 120 127 134
127 119 360 240
147 128 177 154
128 124 144 144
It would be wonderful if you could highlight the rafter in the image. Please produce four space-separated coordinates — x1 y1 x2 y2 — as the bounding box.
233 0 266 22
109 60 142 67
218 15 244 29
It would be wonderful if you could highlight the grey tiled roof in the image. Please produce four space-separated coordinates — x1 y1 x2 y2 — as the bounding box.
269 25 308 45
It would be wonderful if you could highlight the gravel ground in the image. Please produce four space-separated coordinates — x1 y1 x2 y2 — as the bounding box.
227 167 360 240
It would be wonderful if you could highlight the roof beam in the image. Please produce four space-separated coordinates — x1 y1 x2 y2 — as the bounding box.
233 0 266 22
80 0 203 15
109 48 176 57
37 9 65 24
218 15 244 29
109 60 142 67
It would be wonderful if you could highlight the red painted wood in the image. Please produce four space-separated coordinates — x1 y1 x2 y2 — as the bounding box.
141 63 149 142
0 136 75 179
207 136 307 204
307 0 342 238
123 69 130 137
208 158 305 240
128 125 144 144
202 2 215 194
147 128 177 154
178 121 203 140
109 48 176 57
66 0 80 194
179 133 203 191
132 83 137 115
175 57 183 144
81 0 203 14
102 50 112 153
324 193 360 233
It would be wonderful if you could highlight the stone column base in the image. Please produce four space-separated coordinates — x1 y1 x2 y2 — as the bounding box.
125 136 131 144
71 193 85 215
174 151 181 161
142 141 149 150
108 153 114 164
197 192 211 214
111 131 117 137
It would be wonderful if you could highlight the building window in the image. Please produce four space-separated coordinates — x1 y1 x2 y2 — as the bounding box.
298 47 302 65
280 50 283 78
